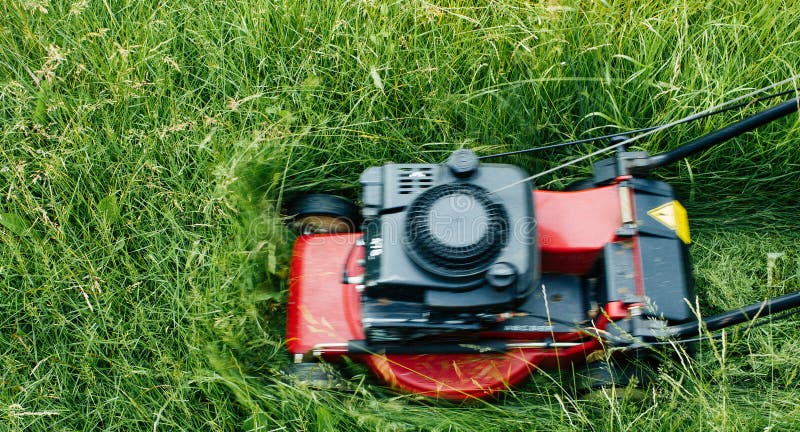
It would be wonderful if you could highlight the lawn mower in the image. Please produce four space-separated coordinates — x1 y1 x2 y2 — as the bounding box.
283 90 800 400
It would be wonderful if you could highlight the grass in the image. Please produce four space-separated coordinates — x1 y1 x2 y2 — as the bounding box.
1 0 799 430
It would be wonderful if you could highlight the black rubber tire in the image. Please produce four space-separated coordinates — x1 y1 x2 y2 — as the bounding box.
581 360 648 390
283 362 348 390
564 178 598 191
285 194 362 234
576 350 660 400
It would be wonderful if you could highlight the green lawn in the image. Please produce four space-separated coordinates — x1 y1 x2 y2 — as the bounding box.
1 1 800 430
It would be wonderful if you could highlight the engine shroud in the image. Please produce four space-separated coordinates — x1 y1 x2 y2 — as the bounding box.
358 153 539 341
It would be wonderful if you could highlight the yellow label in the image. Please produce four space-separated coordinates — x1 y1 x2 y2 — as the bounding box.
647 200 691 244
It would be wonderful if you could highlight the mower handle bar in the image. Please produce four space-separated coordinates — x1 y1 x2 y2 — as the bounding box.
664 290 800 340
638 96 799 171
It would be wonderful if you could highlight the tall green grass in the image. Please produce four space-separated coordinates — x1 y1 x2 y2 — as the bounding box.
1 0 799 430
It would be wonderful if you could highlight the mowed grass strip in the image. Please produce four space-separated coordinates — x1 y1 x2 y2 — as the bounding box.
1 1 799 430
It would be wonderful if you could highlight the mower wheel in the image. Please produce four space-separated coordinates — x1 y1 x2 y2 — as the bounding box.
564 178 598 191
283 362 348 390
578 358 654 401
582 361 642 387
564 179 595 192
285 194 361 234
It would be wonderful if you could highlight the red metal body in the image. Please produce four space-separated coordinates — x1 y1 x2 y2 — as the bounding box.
287 185 638 399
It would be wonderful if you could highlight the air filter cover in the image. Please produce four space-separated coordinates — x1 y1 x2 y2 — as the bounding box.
404 183 509 277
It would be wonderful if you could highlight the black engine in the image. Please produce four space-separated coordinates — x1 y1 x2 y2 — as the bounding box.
357 150 539 342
